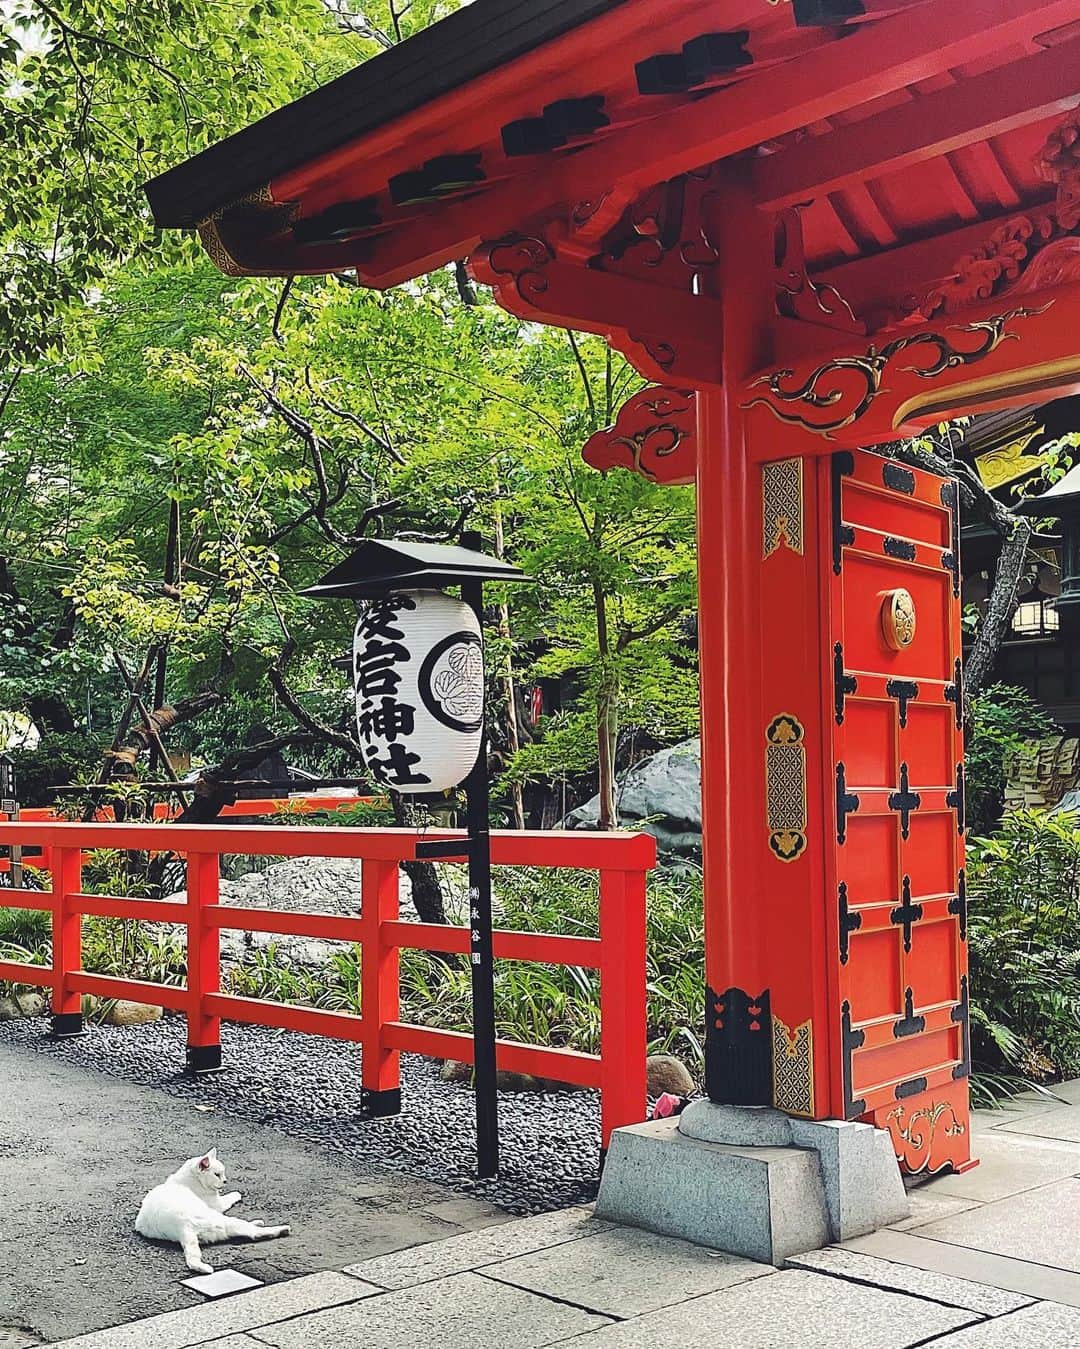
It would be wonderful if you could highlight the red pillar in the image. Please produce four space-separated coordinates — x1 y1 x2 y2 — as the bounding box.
697 169 778 1105
186 850 222 1073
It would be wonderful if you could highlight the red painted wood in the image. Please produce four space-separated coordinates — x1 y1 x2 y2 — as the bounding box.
68 972 189 1013
361 857 400 1098
6 821 651 1147
0 888 51 910
383 1022 603 1092
754 40 1080 213
825 449 970 1172
72 895 187 923
0 822 656 870
600 868 648 1147
49 847 82 1022
385 920 603 969
208 906 363 943
698 169 778 1105
0 960 52 986
205 993 368 1043
186 852 221 1052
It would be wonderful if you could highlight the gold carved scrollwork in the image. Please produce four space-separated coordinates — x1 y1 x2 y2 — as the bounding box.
772 1017 814 1118
743 305 1051 438
886 1100 965 1175
762 458 804 558
766 714 807 863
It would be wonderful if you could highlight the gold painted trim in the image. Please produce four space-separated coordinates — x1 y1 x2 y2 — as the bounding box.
766 714 807 863
773 1016 815 1118
762 458 804 558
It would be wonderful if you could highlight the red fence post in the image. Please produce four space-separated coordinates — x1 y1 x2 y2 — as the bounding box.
50 845 83 1037
599 866 648 1153
186 851 222 1073
360 857 401 1116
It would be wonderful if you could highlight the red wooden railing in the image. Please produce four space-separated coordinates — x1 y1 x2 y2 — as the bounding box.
0 821 655 1148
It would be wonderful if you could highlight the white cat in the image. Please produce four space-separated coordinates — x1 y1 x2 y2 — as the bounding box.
135 1148 291 1275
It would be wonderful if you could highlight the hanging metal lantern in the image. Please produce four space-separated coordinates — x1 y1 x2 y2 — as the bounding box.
353 589 484 793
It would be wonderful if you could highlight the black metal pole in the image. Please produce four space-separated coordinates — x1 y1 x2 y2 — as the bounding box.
460 532 499 1179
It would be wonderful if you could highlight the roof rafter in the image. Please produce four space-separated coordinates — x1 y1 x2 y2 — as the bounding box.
753 39 1080 212
355 0 1080 287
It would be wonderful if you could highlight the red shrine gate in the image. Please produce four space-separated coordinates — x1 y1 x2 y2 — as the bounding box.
146 0 1080 1180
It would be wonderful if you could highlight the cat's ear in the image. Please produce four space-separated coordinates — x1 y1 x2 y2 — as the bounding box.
198 1154 211 1171
208 1147 218 1160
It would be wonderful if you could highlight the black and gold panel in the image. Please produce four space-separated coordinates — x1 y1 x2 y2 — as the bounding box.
772 1016 815 1117
766 714 808 862
762 457 804 559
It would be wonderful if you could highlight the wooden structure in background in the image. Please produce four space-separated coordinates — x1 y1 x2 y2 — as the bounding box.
148 0 1080 1174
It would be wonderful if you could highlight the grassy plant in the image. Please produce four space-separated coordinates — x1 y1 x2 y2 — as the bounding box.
968 808 1080 1091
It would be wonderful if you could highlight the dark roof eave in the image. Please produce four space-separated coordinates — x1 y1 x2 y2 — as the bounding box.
144 0 629 229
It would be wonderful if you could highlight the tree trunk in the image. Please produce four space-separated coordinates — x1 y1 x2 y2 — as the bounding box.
493 494 525 830
391 793 447 924
593 580 618 830
965 517 1032 703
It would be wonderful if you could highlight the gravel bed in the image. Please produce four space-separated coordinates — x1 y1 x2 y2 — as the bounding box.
0 1015 601 1216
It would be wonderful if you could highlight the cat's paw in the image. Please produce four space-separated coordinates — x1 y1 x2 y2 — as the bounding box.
221 1192 242 1211
188 1261 214 1276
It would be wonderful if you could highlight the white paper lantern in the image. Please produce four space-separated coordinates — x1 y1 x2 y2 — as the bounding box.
353 589 484 793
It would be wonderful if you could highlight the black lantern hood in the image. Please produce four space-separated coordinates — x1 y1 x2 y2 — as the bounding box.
301 539 526 599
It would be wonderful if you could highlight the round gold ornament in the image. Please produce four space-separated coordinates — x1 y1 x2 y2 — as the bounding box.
881 588 916 650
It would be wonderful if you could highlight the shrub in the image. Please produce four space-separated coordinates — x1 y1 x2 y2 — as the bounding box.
966 684 1060 836
967 808 1080 1092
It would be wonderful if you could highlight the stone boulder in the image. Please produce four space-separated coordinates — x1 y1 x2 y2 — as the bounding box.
565 738 701 861
0 989 45 1021
646 1053 695 1098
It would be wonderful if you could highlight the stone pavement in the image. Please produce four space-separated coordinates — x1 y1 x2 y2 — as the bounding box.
0 1038 510 1346
31 1083 1080 1349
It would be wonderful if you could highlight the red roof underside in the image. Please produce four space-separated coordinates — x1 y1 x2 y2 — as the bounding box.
149 0 1080 301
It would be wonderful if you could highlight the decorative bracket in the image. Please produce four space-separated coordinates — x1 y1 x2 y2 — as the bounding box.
841 1000 866 1119
889 762 921 840
838 881 861 966
890 875 923 953
886 678 919 729
944 657 964 730
834 644 858 725
836 762 860 844
947 763 966 835
893 987 926 1040
581 386 696 484
775 208 865 335
952 974 972 1081
949 870 968 942
832 451 855 574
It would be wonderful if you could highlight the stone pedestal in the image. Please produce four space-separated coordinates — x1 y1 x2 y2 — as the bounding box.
595 1103 908 1266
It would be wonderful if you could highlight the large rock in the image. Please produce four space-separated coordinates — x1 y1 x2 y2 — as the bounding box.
565 738 701 861
646 1054 695 1098
0 990 45 1021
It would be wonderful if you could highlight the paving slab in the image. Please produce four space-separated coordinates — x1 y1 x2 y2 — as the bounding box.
919 1130 1080 1201
994 1103 1080 1142
926 1299 1080 1345
889 1189 982 1231
344 1205 611 1289
842 1229 1080 1308
559 1269 976 1348
0 1039 497 1344
48 1272 379 1349
482 1224 768 1317
914 1176 1080 1272
249 1271 611 1348
787 1247 1033 1316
